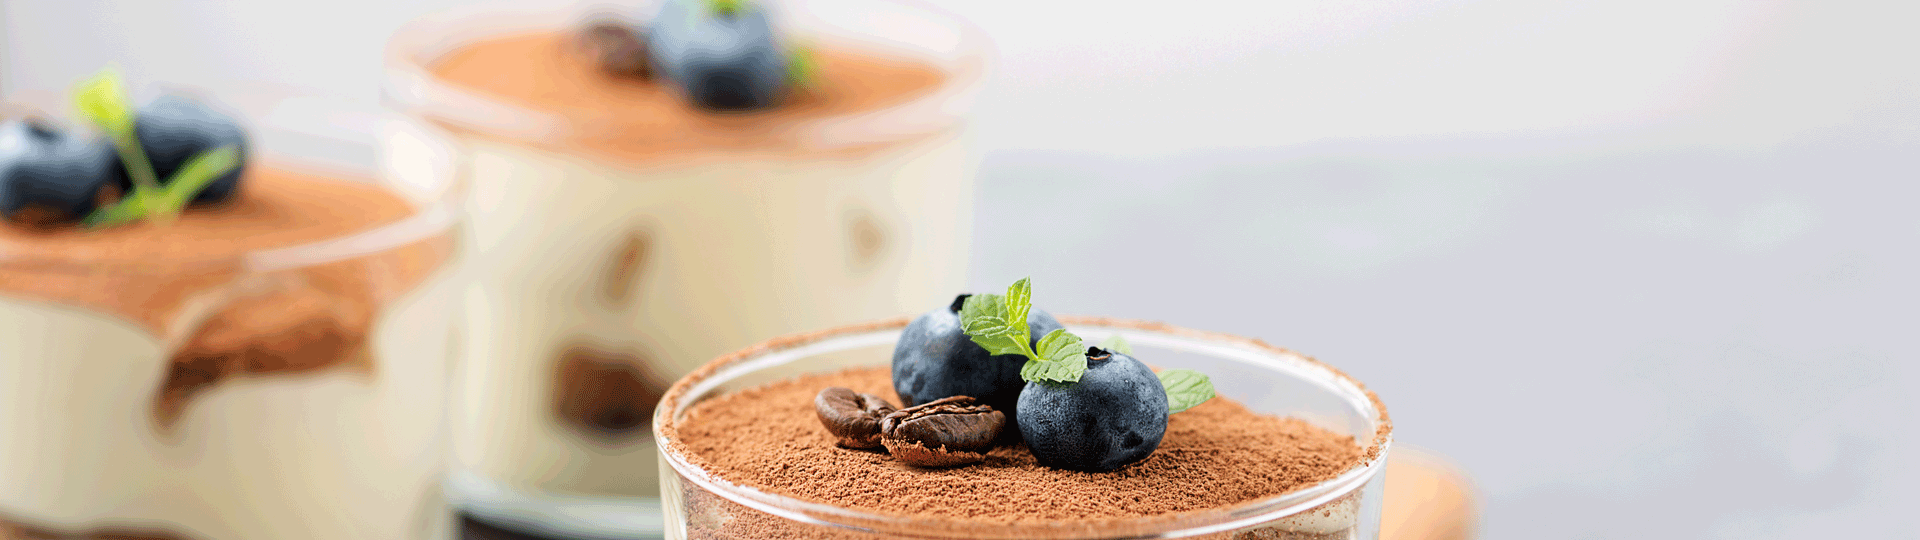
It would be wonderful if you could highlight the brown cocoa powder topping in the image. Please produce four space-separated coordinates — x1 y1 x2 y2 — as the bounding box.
673 366 1364 524
0 166 433 332
424 30 950 163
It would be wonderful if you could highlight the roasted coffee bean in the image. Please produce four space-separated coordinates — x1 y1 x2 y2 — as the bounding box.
814 387 897 449
879 395 1004 467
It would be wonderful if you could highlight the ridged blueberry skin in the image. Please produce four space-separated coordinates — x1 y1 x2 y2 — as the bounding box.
891 294 1065 427
0 120 118 220
115 94 250 204
1017 351 1169 472
646 0 790 111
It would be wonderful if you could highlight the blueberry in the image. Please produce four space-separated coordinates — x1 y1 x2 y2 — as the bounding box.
1016 349 1169 472
114 94 250 204
646 0 791 111
892 294 1065 428
0 119 118 221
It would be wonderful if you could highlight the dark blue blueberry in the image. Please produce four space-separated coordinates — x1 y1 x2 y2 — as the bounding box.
114 94 250 205
1016 349 1169 472
891 294 1065 429
0 119 118 221
646 0 791 111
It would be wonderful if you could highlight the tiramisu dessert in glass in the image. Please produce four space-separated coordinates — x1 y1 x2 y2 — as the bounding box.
655 278 1392 539
383 0 989 535
0 71 463 540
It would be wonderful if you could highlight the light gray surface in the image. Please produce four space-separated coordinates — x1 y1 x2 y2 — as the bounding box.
968 113 1919 538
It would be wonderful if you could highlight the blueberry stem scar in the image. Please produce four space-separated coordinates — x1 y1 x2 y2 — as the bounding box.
949 294 971 313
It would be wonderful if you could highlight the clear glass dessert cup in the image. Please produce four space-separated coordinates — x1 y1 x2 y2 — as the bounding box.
383 0 993 536
0 96 465 540
653 317 1394 540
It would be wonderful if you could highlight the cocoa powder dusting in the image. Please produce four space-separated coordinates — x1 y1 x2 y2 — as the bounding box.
673 367 1363 528
425 30 951 163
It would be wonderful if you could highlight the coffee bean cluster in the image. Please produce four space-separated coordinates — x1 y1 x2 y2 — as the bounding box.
814 387 1004 468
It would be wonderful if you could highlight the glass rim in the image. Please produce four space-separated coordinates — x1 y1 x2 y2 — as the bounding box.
380 0 997 153
0 101 462 272
653 315 1393 539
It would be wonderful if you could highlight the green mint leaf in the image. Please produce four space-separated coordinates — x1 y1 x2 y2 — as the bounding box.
1021 357 1086 385
157 145 240 208
708 0 745 16
83 196 151 229
1004 277 1032 336
1021 328 1088 385
74 68 135 136
1022 329 1087 384
73 65 168 227
959 293 1032 359
1099 335 1133 355
785 45 820 88
1034 328 1086 365
96 144 240 227
1159 369 1216 414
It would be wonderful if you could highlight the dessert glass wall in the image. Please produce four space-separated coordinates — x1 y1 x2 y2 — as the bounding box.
654 317 1394 540
383 0 991 535
0 98 464 540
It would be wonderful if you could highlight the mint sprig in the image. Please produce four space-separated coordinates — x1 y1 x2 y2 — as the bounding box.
786 44 820 89
71 67 240 229
75 68 163 218
960 277 1089 384
958 277 1218 411
708 0 746 16
1158 369 1216 413
957 294 1028 359
85 145 239 228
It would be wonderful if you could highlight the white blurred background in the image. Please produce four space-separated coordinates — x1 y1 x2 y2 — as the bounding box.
5 0 1917 537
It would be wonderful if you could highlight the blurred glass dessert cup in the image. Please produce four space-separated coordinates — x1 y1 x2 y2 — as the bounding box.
383 0 991 535
0 89 464 540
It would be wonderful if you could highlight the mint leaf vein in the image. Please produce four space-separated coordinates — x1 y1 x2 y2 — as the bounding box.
1024 328 1087 384
1035 329 1085 364
1005 277 1032 334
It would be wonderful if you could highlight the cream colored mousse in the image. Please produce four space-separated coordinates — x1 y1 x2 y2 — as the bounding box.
401 20 978 502
0 164 460 540
1235 491 1363 539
